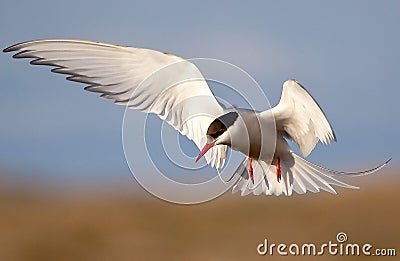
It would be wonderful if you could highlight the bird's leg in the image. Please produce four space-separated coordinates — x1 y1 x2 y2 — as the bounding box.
276 157 281 182
248 157 254 184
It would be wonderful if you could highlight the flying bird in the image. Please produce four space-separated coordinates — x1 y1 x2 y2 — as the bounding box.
3 39 389 196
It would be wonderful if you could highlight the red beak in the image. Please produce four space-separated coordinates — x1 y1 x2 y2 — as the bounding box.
195 141 216 162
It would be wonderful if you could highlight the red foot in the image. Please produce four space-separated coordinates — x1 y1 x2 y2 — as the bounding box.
248 157 254 184
276 157 281 182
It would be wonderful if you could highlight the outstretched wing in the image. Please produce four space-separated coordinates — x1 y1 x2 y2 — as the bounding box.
4 39 227 168
269 79 336 157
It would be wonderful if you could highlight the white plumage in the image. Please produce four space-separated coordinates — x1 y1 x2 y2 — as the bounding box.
270 79 336 157
4 39 389 197
4 39 227 168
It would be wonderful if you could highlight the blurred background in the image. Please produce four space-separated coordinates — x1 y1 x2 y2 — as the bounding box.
0 1 399 260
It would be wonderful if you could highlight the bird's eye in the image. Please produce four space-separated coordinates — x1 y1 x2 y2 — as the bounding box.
210 129 225 139
210 133 218 139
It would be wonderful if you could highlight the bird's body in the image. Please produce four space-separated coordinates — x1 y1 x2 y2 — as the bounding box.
222 109 264 159
3 39 389 197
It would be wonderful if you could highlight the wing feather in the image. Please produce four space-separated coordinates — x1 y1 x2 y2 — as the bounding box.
4 39 227 168
270 79 336 157
232 152 388 196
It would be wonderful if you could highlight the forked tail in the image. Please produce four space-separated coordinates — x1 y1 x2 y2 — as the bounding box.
232 152 390 196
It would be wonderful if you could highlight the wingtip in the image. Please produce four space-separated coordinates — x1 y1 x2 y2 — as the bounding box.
3 39 67 53
384 158 392 165
3 39 46 53
3 45 13 53
332 130 337 142
3 42 24 53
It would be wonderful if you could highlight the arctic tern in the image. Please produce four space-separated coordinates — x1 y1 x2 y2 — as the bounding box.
3 39 389 196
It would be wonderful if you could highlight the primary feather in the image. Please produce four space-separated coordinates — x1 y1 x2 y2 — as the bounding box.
270 79 336 157
4 39 228 168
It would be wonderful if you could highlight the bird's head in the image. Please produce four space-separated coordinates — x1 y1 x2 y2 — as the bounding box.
196 111 239 162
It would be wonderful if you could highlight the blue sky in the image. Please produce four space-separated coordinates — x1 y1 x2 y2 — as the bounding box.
1 1 399 187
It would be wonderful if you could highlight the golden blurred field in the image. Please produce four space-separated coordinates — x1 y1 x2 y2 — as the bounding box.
0 171 399 261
